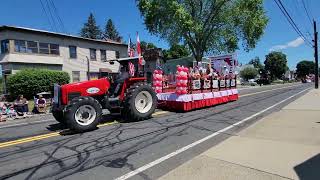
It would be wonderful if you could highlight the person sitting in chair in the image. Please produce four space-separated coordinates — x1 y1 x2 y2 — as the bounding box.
14 95 28 117
110 65 129 97
36 95 47 113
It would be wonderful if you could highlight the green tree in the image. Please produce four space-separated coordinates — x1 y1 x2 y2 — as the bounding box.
163 44 190 60
103 19 122 42
248 56 264 70
140 41 157 53
137 0 268 62
296 60 315 78
240 66 258 81
80 13 102 39
264 51 288 80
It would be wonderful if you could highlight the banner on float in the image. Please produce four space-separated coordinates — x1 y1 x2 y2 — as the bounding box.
206 54 238 75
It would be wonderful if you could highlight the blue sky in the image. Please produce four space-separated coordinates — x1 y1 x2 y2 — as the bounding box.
0 0 318 69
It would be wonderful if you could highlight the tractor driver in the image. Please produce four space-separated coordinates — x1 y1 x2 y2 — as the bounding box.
110 64 129 97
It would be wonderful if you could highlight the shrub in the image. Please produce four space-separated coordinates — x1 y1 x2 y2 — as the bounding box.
7 69 70 99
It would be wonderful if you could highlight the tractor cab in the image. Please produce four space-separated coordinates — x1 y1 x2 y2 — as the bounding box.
107 57 147 98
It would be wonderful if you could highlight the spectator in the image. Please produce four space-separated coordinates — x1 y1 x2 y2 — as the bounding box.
0 96 8 115
36 95 47 113
14 95 29 117
7 106 17 119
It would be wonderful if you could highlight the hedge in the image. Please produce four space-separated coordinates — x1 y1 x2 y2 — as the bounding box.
7 69 70 99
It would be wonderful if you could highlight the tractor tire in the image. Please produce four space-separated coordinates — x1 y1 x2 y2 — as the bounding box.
122 82 157 121
52 109 65 124
64 96 102 132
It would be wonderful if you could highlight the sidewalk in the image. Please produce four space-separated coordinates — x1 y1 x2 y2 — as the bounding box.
159 89 320 180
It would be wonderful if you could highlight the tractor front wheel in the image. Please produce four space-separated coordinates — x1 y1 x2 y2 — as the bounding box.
52 109 64 124
64 97 102 132
122 83 157 121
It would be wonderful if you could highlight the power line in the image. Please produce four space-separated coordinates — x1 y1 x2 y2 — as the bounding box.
301 0 313 25
39 0 55 31
48 0 68 34
291 0 313 39
44 0 59 32
276 0 312 46
273 0 313 47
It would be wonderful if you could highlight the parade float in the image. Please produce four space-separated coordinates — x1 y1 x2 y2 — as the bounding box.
153 54 239 112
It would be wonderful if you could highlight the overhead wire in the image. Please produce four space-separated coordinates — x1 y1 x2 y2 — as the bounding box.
48 0 68 34
44 0 60 32
301 0 313 24
291 0 313 39
273 0 313 47
39 0 56 32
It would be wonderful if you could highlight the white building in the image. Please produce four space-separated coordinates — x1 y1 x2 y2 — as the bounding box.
0 26 128 91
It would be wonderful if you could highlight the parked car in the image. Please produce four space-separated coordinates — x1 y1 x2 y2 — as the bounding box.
248 79 257 86
241 79 257 86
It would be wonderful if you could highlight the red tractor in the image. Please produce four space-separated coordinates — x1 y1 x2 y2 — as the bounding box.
52 57 157 132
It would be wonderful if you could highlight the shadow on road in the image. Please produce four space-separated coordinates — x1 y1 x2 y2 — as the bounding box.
46 114 119 133
294 153 320 180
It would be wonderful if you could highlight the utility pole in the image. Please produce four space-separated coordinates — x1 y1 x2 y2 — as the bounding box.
314 20 319 89
86 56 90 80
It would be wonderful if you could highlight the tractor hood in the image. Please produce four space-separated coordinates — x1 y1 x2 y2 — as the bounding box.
60 78 110 104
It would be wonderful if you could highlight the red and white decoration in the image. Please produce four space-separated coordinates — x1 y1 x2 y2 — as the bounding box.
136 32 143 66
175 66 188 95
127 37 134 57
128 62 135 77
157 89 239 112
153 70 163 93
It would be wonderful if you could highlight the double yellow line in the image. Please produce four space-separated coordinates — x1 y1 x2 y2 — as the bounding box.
0 84 302 149
0 111 169 149
0 132 60 148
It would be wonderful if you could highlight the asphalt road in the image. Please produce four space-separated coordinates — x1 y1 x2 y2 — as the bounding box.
0 83 311 180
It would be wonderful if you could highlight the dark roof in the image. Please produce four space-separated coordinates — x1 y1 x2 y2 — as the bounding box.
0 25 127 46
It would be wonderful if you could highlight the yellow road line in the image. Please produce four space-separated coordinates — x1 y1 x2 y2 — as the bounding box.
0 112 168 148
0 132 60 148
0 84 301 149
153 111 169 116
97 121 118 127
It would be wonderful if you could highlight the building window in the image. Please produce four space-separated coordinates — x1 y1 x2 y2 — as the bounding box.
90 48 96 60
14 40 27 53
72 71 80 82
39 43 49 54
26 41 38 53
13 40 59 55
69 46 77 59
100 50 106 61
1 40 9 54
116 51 120 59
50 44 60 55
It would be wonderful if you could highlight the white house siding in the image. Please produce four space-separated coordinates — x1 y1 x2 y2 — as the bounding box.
0 28 127 82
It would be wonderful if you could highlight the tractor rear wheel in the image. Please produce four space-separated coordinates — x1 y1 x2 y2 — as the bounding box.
52 109 64 124
122 82 157 121
64 96 102 132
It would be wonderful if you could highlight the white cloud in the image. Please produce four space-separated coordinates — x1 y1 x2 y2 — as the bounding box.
269 37 305 51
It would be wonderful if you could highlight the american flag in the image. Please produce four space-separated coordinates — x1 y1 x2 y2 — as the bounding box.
127 37 134 57
129 62 135 77
136 32 143 65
